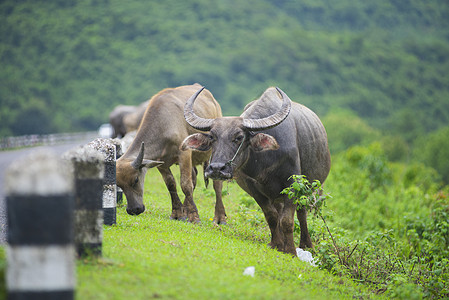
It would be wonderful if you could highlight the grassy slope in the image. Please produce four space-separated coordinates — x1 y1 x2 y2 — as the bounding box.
75 168 382 300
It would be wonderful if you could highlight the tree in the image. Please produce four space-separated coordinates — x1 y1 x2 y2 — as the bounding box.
414 126 449 184
322 110 380 154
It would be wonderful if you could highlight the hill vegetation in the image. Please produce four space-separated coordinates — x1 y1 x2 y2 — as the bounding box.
1 0 448 137
3 0 448 181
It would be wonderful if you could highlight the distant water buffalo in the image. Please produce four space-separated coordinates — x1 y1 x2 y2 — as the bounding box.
123 100 149 133
116 84 226 224
181 86 331 254
109 105 136 138
109 100 149 138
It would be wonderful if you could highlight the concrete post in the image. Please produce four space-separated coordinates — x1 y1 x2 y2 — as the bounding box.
112 139 123 205
5 151 75 300
63 146 104 257
87 138 117 225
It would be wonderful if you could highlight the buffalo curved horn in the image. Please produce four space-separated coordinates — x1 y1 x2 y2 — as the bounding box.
184 87 215 131
131 142 145 169
242 87 292 131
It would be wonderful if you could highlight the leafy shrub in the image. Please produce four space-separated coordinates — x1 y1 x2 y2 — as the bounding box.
414 126 449 184
402 163 442 192
322 110 381 154
281 174 328 216
282 157 449 299
380 135 409 162
344 142 392 189
311 195 449 299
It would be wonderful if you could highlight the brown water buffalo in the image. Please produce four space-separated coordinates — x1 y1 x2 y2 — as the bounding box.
116 84 226 224
181 86 331 254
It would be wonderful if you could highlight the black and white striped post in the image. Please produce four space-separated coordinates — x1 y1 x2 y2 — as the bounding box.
63 146 104 257
112 139 124 205
5 151 75 300
87 138 117 226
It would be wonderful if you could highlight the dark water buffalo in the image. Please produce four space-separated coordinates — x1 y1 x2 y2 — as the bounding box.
109 100 149 138
116 84 226 224
123 100 149 133
109 105 136 138
181 86 331 254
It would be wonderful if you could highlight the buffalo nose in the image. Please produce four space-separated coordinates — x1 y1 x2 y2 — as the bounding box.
126 205 145 215
205 163 232 180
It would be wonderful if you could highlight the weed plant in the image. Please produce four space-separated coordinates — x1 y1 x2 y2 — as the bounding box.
285 143 449 299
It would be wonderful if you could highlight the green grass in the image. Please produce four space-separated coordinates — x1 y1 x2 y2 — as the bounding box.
1 144 445 299
0 167 384 299
75 168 382 300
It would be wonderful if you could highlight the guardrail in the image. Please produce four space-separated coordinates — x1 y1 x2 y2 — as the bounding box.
0 131 99 150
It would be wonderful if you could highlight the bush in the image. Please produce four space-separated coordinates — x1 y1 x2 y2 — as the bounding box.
310 192 449 299
322 110 381 154
283 146 449 298
414 126 449 185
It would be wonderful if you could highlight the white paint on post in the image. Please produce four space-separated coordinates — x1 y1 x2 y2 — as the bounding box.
6 245 76 291
5 150 73 196
73 209 104 244
102 185 116 208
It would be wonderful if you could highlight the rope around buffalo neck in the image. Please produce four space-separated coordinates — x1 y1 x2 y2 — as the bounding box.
225 135 246 167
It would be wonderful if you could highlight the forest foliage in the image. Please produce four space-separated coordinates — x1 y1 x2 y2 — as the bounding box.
1 0 448 178
1 0 448 132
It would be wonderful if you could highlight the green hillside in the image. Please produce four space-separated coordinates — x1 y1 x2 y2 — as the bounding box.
1 0 448 163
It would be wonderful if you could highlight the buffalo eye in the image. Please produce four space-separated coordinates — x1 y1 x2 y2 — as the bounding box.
132 177 139 187
205 132 216 143
207 134 215 142
233 135 244 144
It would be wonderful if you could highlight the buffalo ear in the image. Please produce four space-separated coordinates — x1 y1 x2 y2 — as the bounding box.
250 133 279 151
181 133 212 152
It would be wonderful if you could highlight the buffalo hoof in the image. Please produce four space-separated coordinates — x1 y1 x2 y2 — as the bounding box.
299 240 314 250
190 218 201 224
284 246 297 257
170 209 187 221
267 242 283 251
188 215 201 224
213 218 227 225
170 215 188 221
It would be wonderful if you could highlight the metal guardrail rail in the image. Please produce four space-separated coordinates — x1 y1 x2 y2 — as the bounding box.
0 131 99 150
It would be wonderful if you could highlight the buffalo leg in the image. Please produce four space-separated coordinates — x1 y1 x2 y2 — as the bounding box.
253 195 283 251
192 166 198 190
212 180 227 224
279 197 297 255
158 167 185 220
297 208 313 249
179 151 200 223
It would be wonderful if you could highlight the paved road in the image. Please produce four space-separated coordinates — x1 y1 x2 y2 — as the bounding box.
0 138 97 244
